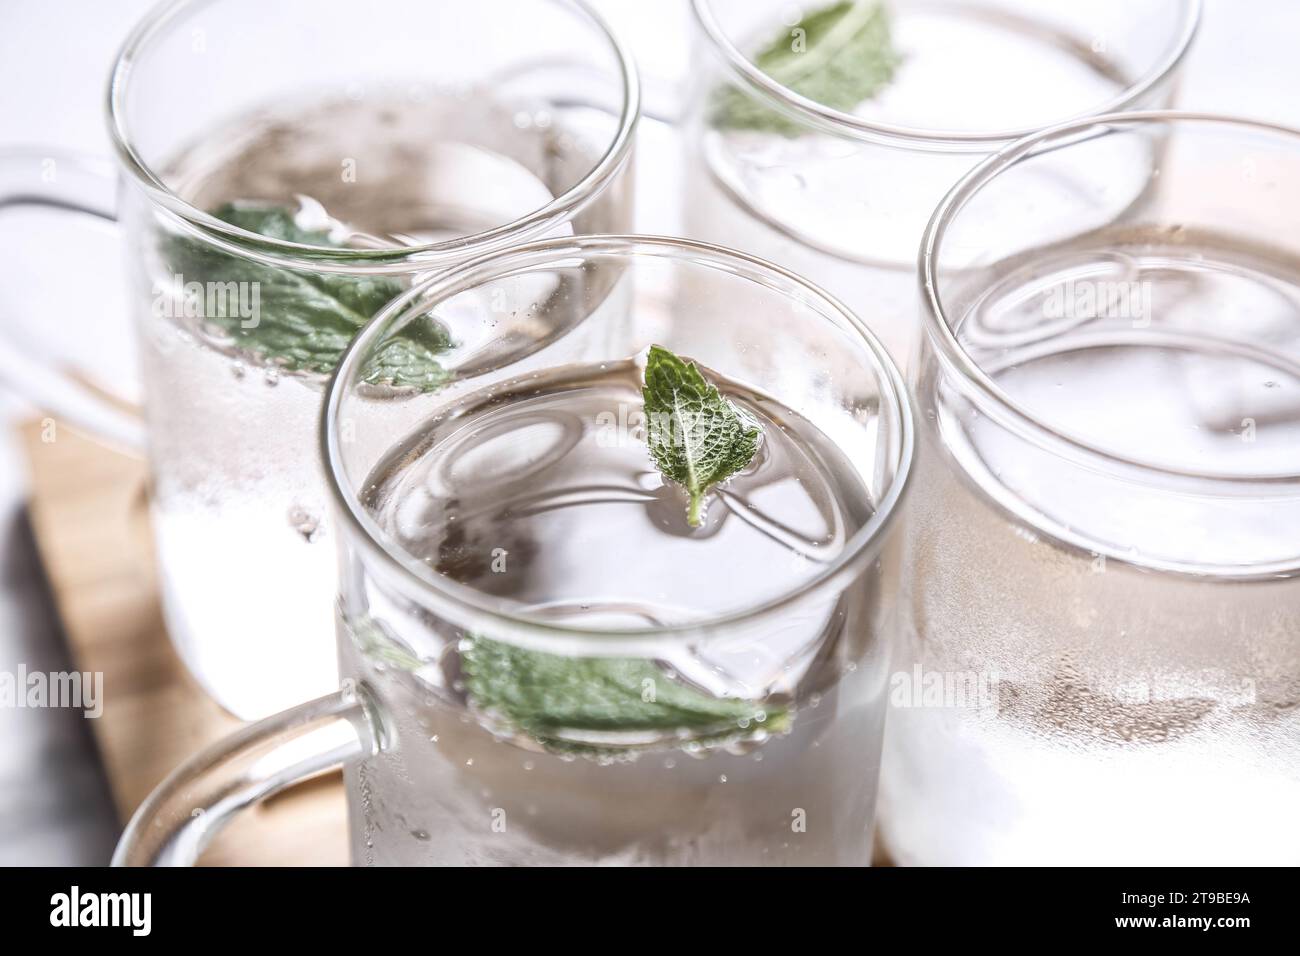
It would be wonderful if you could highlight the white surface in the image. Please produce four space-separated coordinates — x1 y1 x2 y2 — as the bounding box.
0 0 1296 864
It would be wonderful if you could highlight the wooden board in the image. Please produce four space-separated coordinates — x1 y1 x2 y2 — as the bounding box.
18 419 347 866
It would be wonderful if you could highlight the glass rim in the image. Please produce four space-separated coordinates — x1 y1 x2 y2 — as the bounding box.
105 0 641 269
321 234 916 651
921 109 1300 487
689 0 1203 151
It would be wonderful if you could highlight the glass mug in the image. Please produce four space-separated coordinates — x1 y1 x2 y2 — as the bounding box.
880 113 1300 865
0 0 638 719
683 0 1200 368
113 235 915 867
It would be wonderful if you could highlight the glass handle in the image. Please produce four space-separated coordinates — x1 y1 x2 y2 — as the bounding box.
112 683 388 867
0 148 146 452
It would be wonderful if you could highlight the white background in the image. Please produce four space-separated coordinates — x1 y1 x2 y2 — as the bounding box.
0 0 1296 863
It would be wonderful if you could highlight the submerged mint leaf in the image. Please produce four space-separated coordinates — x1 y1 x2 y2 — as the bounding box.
161 202 452 389
352 617 423 673
204 203 335 245
643 345 760 527
714 0 900 136
462 635 788 749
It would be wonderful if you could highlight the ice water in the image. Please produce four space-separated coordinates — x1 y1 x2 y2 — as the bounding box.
132 91 621 718
685 3 1135 367
880 231 1300 865
339 359 894 865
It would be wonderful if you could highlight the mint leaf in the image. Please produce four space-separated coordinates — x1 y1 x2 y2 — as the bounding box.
462 635 788 749
643 345 760 527
351 617 424 673
714 0 900 136
161 203 452 389
454 350 777 752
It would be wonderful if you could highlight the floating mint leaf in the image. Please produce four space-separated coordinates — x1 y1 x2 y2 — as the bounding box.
643 345 760 527
714 0 900 136
462 635 788 750
161 202 452 389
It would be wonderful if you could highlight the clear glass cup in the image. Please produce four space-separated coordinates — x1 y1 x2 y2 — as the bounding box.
113 235 914 866
880 112 1300 865
683 0 1200 368
0 0 639 719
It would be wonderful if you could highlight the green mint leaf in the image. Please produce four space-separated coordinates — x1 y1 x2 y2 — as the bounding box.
352 618 423 672
643 345 760 527
713 0 900 136
162 203 452 389
462 635 788 750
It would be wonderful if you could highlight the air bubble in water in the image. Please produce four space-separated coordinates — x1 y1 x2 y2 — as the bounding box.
287 505 321 542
